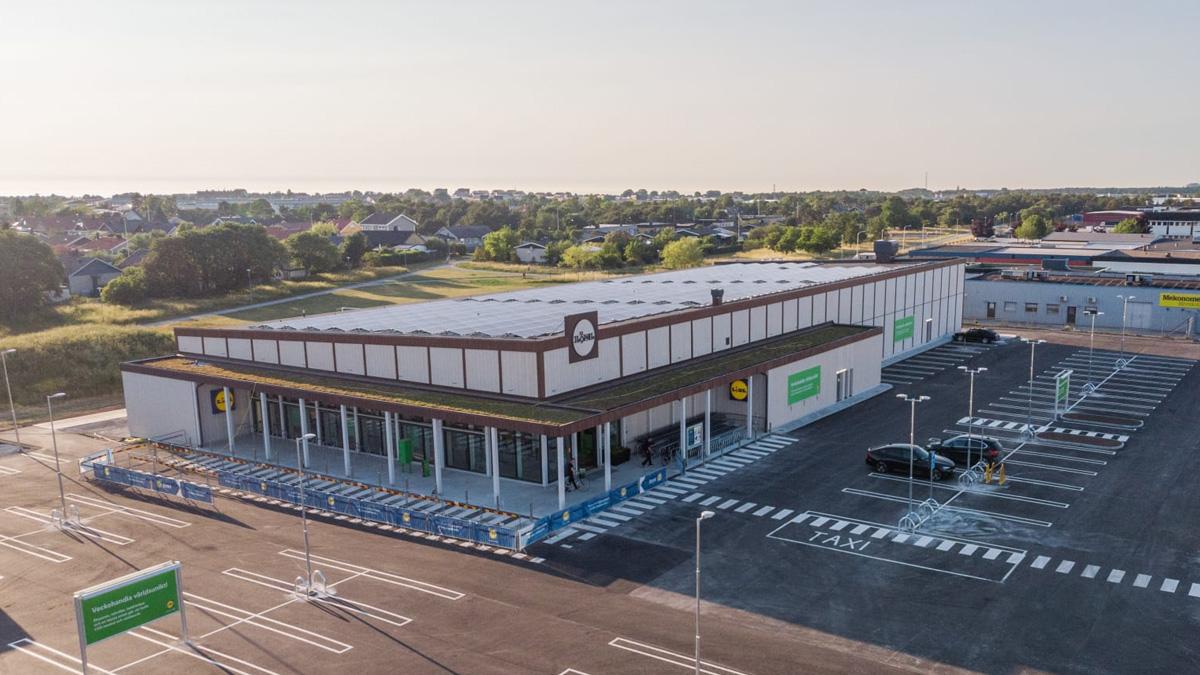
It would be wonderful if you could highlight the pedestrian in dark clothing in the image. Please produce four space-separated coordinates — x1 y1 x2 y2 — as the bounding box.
640 439 653 467
566 461 580 491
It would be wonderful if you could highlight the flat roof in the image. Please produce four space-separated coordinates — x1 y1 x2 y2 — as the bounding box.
249 262 916 339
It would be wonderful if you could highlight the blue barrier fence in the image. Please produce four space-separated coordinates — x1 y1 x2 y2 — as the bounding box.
90 463 213 504
526 466 669 546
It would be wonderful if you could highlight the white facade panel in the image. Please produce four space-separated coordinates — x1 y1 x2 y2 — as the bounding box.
670 322 692 363
279 340 306 367
712 313 732 351
621 332 648 375
365 344 397 379
464 349 501 393
252 339 279 365
838 288 853 324
429 347 464 387
334 342 365 375
202 336 227 358
731 310 749 347
397 346 430 383
823 291 838 324
306 341 335 372
227 338 252 361
782 299 797 332
178 335 203 354
797 296 813 329
749 306 767 341
766 302 783 337
122 372 201 446
765 334 883 430
647 326 670 369
862 282 876 324
691 318 713 357
812 293 826 324
542 337 621 396
501 351 538 397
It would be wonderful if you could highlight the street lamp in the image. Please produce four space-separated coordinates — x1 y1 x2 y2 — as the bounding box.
246 268 252 288
295 432 318 595
694 510 716 675
896 394 929 518
1084 309 1103 387
46 392 68 523
1 349 18 450
855 230 868 253
1020 338 1045 435
1116 295 1135 364
957 366 987 467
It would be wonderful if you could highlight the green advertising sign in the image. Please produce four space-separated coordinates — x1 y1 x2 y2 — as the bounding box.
893 315 915 342
77 563 181 646
787 366 821 404
1056 372 1070 404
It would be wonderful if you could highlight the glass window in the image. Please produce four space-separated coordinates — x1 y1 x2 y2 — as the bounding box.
1046 304 1060 315
1025 302 1038 313
1004 301 1017 312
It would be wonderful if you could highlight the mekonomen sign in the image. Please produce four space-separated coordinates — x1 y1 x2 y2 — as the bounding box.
565 311 599 363
74 561 188 672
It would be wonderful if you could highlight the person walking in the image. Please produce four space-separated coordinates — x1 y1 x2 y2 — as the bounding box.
566 460 580 491
640 439 653 467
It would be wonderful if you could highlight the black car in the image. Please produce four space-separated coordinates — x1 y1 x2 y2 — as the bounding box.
953 327 999 344
865 443 956 480
926 434 1004 467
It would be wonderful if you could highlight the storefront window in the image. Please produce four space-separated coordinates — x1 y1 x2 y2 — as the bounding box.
445 426 486 474
496 431 542 483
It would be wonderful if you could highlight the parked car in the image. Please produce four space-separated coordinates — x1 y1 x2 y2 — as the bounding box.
865 443 956 480
926 434 1003 467
953 327 999 344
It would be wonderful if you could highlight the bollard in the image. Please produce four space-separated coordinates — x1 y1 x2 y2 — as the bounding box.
983 463 993 484
999 463 1006 486
465 489 469 505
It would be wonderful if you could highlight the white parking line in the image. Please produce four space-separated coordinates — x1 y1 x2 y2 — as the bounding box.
0 533 72 563
184 592 351 653
9 638 119 674
609 637 749 675
131 625 280 675
68 493 191 529
5 506 134 545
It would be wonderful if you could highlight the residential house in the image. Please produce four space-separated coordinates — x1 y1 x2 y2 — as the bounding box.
118 249 150 269
263 222 313 241
358 213 418 232
362 230 426 251
210 215 258 226
515 241 548 264
68 258 123 297
435 225 491 251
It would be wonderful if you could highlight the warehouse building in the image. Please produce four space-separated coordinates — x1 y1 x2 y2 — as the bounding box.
120 260 964 514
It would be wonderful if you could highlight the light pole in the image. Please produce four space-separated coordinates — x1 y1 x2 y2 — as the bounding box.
1 348 19 450
1084 309 1103 386
694 510 715 675
46 392 68 522
1020 338 1045 434
896 394 929 517
855 230 868 254
246 268 252 288
1116 295 1135 364
957 366 987 467
295 432 317 595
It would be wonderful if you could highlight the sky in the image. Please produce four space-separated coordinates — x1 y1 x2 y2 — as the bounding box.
1 1 1197 197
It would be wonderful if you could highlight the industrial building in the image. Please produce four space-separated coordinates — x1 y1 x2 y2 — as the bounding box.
120 259 965 520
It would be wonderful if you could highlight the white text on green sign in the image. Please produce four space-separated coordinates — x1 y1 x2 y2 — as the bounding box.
787 366 821 404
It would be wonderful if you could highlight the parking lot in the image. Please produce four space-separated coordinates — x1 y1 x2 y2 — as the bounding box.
531 335 1200 674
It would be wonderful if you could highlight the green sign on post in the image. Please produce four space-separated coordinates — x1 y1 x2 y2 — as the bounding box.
1055 369 1072 417
787 366 822 404
75 562 187 671
893 315 915 342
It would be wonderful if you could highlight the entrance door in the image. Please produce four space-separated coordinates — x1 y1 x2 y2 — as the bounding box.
1066 306 1077 326
579 428 598 469
1128 301 1153 330
986 302 996 319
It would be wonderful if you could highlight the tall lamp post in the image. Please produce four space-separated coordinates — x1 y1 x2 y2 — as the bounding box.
957 366 987 467
1020 338 1045 435
295 432 318 595
694 510 716 675
1 348 18 450
896 394 929 517
46 392 68 523
1116 295 1135 365
1084 309 1103 387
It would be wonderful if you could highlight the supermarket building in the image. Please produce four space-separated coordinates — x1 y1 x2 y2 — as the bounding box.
120 260 964 522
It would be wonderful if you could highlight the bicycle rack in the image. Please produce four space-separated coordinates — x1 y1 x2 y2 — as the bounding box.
67 503 81 527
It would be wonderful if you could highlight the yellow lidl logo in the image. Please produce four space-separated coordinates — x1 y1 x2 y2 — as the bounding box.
729 379 749 401
488 528 497 540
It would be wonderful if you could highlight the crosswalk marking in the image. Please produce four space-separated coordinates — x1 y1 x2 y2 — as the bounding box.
959 544 979 556
850 524 871 535
983 548 1002 560
771 508 794 521
790 513 810 525
637 495 668 505
913 535 932 547
1031 555 1051 569
753 506 775 517
601 511 631 522
830 520 850 531
1134 574 1151 588
1007 552 1025 565
589 516 622 528
735 450 767 459
734 502 757 513
1108 569 1126 584
682 493 704 503
870 527 890 539
1190 583 1200 598
1081 565 1100 579
699 496 721 506
577 532 596 541
656 485 688 495
892 533 910 543
936 540 955 551
1056 560 1076 574
573 523 608 534
716 499 739 510
1162 578 1179 593
810 516 829 527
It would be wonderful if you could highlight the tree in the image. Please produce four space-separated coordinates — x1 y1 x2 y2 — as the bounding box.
970 217 995 238
1015 213 1052 240
286 230 340 273
1112 218 1145 234
141 224 287 297
660 237 704 269
623 237 657 265
100 267 149 305
475 226 520 262
339 232 368 268
423 236 448 258
560 244 600 269
0 230 66 319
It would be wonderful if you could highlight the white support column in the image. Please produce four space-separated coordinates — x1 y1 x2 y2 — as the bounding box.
277 395 286 440
515 434 524 479
678 398 687 467
298 397 310 466
259 392 272 461
540 435 549 486
490 427 501 508
570 433 579 470
352 407 360 450
223 387 236 456
340 404 352 477
313 402 322 446
432 418 445 496
704 389 712 458
556 436 566 510
746 375 755 440
595 424 603 471
384 411 395 484
603 421 612 491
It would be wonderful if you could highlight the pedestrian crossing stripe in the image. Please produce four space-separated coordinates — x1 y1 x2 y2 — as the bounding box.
682 493 704 503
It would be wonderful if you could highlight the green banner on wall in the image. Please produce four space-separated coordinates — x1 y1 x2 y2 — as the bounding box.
787 366 821 404
893 315 915 342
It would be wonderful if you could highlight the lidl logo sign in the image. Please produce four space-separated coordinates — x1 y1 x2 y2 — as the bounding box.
402 513 411 523
729 379 749 401
488 528 497 541
210 388 235 414
562 511 571 522
327 496 335 506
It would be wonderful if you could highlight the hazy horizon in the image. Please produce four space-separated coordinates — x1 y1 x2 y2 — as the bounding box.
2 1 1197 197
